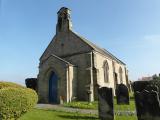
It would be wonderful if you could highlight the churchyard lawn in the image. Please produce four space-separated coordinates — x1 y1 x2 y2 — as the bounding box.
19 108 137 120
63 98 136 111
19 109 98 120
19 98 137 120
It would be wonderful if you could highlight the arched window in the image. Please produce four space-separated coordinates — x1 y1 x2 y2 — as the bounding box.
103 61 109 83
119 67 123 83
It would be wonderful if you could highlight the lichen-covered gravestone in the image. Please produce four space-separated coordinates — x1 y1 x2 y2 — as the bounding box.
116 83 129 105
98 87 114 120
134 84 160 120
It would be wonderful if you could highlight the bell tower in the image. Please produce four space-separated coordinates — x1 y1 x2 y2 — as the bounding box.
56 7 72 34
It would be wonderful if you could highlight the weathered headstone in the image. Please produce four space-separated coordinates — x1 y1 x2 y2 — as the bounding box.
134 84 160 120
98 87 114 120
116 84 129 105
25 78 37 91
145 85 159 92
132 81 150 93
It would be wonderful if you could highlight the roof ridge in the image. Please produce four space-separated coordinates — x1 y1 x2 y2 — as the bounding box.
71 30 126 65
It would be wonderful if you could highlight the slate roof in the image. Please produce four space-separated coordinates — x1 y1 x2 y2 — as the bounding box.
71 31 126 65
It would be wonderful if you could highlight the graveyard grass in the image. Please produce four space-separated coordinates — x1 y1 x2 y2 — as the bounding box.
19 109 98 120
19 108 137 120
19 98 137 120
63 98 136 111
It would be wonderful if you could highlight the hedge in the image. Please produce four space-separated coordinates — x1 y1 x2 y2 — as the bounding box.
0 82 24 89
0 82 38 120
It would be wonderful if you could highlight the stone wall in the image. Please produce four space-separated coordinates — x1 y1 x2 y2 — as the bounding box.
38 55 70 103
93 51 127 91
40 31 92 62
64 52 93 101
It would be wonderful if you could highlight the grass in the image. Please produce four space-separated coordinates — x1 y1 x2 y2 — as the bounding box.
63 101 98 109
63 98 136 111
115 116 137 120
19 108 137 120
19 98 138 120
114 99 136 111
19 109 98 120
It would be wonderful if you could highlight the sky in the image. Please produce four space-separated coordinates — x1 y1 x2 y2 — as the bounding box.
0 0 160 85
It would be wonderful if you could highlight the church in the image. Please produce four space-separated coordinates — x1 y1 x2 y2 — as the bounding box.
37 7 129 104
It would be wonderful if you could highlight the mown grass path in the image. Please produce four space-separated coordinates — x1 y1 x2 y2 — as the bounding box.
19 109 98 120
36 104 97 115
36 103 136 115
20 98 138 120
19 108 137 120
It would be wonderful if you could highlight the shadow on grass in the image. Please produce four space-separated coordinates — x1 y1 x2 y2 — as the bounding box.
58 114 99 120
36 109 99 119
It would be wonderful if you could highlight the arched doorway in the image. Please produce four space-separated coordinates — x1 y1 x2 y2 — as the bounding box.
49 72 58 104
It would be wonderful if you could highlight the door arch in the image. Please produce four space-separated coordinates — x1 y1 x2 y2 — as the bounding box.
49 71 58 104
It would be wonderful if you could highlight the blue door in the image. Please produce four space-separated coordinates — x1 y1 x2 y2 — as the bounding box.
49 72 58 104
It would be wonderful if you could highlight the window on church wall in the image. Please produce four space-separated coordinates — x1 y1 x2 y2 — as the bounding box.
103 60 109 83
119 67 123 83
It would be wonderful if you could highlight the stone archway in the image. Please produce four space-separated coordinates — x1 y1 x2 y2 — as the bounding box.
49 71 58 104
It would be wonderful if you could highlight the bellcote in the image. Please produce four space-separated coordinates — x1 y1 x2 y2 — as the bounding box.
56 7 72 34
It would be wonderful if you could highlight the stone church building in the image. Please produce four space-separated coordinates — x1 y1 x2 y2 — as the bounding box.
37 7 129 104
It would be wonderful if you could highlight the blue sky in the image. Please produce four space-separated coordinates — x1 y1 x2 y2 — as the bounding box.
0 0 160 85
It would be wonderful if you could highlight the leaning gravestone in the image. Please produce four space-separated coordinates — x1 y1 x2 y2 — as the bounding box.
98 87 114 120
134 83 160 120
116 84 129 105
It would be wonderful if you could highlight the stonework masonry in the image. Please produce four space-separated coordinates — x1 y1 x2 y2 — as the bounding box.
37 7 129 104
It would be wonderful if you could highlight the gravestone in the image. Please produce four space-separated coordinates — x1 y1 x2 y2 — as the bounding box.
116 84 129 105
134 85 160 120
146 85 160 99
25 78 37 91
98 87 114 120
145 85 159 92
132 81 150 93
